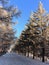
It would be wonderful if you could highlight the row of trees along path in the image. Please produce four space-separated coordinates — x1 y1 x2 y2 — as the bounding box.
0 0 49 63
16 2 49 62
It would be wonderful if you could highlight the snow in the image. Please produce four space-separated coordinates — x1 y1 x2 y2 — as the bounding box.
0 53 49 65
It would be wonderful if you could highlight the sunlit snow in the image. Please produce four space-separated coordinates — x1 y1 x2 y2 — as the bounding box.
0 53 49 65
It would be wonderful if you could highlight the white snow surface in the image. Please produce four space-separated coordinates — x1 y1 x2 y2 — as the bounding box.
0 53 49 65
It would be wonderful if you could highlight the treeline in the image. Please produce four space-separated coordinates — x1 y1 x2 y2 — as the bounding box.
15 2 49 62
0 0 49 62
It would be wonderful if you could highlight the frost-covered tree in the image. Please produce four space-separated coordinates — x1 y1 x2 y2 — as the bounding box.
29 2 49 61
0 0 20 55
18 2 49 62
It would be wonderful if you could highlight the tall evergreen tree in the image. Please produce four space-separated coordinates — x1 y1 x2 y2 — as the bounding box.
29 2 49 60
0 0 20 55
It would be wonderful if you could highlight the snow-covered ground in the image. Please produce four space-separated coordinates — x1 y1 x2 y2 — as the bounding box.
0 53 49 65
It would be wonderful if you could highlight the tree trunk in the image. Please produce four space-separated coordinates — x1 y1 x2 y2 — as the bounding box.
33 51 35 59
27 45 29 57
42 47 45 62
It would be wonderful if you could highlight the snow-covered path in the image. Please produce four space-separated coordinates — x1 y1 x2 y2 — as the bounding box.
0 53 49 65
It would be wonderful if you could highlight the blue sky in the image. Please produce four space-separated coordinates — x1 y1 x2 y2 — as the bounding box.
10 0 49 38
